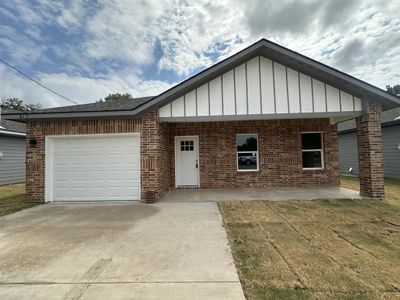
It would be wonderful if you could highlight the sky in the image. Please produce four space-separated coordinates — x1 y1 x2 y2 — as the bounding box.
0 0 399 108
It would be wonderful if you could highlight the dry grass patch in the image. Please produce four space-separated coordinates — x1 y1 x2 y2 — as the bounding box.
341 176 400 207
0 184 39 217
220 197 400 299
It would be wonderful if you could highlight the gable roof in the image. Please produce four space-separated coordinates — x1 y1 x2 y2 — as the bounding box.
4 39 400 122
21 97 155 114
133 39 400 116
3 97 155 120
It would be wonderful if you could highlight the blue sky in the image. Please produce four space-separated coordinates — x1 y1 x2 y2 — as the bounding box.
0 0 399 108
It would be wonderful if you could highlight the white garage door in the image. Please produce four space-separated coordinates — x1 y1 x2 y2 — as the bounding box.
46 134 140 202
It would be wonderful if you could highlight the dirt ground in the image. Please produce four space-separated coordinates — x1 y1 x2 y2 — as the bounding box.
220 196 400 299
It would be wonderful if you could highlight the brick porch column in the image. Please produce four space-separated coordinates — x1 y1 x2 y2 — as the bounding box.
356 102 384 199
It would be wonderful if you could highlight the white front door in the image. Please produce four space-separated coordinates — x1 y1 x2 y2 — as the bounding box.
175 136 199 187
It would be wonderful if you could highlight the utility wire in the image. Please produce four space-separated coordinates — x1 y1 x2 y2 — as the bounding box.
0 58 80 105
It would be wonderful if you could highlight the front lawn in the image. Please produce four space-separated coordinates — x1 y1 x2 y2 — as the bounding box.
220 198 400 299
0 184 39 217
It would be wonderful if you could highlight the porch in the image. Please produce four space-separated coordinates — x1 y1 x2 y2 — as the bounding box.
161 187 362 202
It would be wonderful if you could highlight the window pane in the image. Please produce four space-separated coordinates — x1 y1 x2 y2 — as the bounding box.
302 151 322 168
302 133 322 149
238 152 258 170
237 135 258 151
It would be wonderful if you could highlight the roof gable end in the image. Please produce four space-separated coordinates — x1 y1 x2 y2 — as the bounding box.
134 39 400 115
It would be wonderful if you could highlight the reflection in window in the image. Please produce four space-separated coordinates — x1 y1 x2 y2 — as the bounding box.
236 134 258 171
301 133 324 169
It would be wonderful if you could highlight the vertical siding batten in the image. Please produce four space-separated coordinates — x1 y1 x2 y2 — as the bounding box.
207 82 211 116
221 75 224 115
272 62 277 113
233 67 237 115
285 66 290 113
183 94 186 117
195 88 198 116
324 83 328 112
245 61 249 115
258 56 263 114
311 77 315 112
298 71 302 113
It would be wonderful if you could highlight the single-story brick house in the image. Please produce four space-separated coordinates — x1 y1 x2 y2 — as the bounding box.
4 39 400 203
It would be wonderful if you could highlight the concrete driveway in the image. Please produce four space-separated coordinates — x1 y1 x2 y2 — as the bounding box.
0 203 244 300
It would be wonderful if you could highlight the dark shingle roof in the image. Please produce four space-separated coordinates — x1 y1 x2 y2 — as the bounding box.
338 107 400 132
1 109 26 133
23 96 155 114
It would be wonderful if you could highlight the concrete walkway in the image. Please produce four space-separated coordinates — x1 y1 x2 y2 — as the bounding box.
0 203 245 300
162 187 362 202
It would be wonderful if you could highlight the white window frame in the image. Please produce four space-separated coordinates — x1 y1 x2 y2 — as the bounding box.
301 132 324 170
236 133 259 172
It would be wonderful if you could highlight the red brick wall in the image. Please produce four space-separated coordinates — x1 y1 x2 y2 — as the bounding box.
25 114 169 203
356 103 384 199
169 118 340 188
140 111 171 202
26 114 341 203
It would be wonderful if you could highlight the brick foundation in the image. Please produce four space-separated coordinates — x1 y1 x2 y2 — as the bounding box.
356 103 384 199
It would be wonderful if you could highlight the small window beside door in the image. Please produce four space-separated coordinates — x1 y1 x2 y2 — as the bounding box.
180 140 194 151
301 132 324 169
236 134 259 171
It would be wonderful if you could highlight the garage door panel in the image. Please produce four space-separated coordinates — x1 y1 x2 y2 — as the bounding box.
49 135 140 201
89 172 106 180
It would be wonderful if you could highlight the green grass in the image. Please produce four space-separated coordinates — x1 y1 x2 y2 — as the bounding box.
0 184 39 217
220 180 400 299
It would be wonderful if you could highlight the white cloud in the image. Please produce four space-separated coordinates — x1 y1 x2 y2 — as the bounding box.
1 0 400 107
0 25 47 66
0 65 174 108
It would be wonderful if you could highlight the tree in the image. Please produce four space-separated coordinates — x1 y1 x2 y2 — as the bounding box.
386 84 400 96
97 93 134 103
1 97 42 111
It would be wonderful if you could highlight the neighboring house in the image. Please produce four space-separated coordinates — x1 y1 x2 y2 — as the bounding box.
0 109 26 185
338 108 400 178
4 39 400 202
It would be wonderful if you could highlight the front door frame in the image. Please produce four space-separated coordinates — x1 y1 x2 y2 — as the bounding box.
174 135 200 188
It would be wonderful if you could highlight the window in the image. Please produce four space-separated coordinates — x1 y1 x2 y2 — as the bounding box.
236 134 258 171
301 133 324 169
180 140 194 151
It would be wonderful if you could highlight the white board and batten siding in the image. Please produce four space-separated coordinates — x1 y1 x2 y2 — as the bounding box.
158 56 363 119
